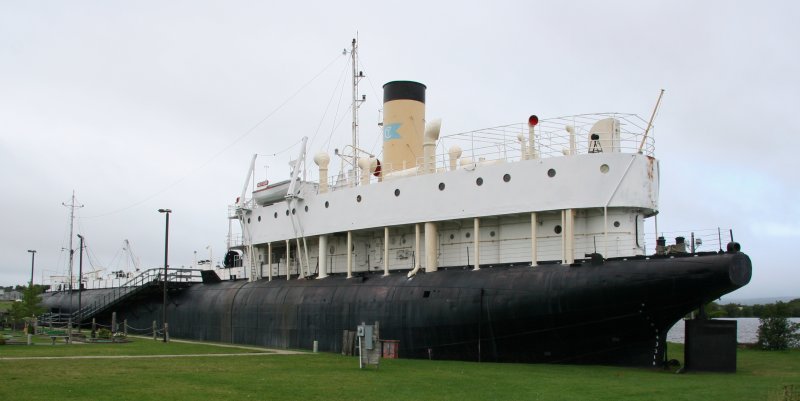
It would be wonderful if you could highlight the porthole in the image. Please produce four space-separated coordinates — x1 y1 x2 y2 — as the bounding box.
325 201 329 208
600 164 610 173
285 210 289 216
257 216 261 222
554 225 562 234
394 189 400 197
503 173 511 182
547 168 556 178
466 232 471 238
304 205 309 212
490 231 496 237
274 212 278 218
292 208 296 215
438 182 445 191
356 195 362 203
449 234 455 240
476 177 484 186
613 221 620 228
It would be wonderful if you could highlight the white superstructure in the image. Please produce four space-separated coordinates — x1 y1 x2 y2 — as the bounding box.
225 40 659 282
227 116 658 281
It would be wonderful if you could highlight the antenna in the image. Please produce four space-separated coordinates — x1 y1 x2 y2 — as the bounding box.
62 190 84 309
347 35 367 186
638 89 665 154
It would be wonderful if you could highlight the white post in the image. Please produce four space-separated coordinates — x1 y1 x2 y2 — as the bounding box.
267 242 272 281
285 239 290 280
565 209 575 264
528 121 538 159
603 206 608 259
567 125 576 156
425 222 438 273
561 210 566 264
473 217 480 270
383 227 390 276
347 231 353 279
318 235 328 279
414 224 421 272
530 212 538 267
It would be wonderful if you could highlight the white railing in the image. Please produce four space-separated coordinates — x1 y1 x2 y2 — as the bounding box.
310 113 655 189
645 228 735 255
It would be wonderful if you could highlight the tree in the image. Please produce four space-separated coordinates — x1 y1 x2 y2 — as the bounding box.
757 302 800 350
8 285 45 330
723 303 741 318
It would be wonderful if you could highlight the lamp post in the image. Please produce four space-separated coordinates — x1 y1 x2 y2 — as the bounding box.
158 208 172 342
77 234 84 326
27 250 36 287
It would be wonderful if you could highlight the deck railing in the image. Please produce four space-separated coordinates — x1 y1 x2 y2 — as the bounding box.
317 113 654 188
41 268 202 325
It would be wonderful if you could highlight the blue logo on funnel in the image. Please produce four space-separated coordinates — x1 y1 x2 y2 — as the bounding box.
383 123 401 141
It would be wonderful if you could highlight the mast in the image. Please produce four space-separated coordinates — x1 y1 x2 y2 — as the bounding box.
62 191 83 310
350 36 365 185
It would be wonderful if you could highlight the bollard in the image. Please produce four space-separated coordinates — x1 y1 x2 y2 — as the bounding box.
111 312 117 335
152 320 157 341
165 323 169 343
67 318 73 344
313 340 319 353
92 318 97 338
27 334 32 346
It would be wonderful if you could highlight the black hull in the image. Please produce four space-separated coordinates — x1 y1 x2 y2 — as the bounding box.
42 252 751 366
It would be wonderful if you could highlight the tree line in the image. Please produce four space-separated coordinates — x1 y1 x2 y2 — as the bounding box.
702 299 800 318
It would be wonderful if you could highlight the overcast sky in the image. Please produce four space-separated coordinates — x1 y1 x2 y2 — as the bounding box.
1 1 797 299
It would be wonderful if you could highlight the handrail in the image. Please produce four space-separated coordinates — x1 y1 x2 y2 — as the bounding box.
316 113 655 189
40 268 203 324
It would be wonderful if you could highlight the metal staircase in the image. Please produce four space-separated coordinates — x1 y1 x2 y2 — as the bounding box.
41 268 202 325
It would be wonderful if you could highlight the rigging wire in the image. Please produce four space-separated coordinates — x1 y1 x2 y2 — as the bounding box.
83 52 344 219
323 60 351 152
256 137 305 158
324 96 354 152
308 55 351 155
357 57 385 158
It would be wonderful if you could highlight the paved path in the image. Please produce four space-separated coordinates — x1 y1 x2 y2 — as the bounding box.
0 336 305 361
146 336 303 354
0 352 298 361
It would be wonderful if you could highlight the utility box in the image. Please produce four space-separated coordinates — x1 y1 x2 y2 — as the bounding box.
357 321 381 369
381 340 399 359
685 319 737 372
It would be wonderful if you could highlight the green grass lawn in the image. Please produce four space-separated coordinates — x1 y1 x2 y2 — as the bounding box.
1 337 798 401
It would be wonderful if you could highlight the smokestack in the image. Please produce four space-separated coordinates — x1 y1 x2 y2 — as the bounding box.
382 81 426 175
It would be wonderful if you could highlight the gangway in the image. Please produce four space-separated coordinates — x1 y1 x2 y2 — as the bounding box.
40 268 202 325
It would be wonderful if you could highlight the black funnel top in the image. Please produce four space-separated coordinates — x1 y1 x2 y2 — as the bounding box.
383 81 426 103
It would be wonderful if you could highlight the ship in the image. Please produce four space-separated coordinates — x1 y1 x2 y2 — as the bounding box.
42 39 751 366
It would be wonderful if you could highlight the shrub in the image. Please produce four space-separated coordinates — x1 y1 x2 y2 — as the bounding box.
97 328 112 339
757 316 800 350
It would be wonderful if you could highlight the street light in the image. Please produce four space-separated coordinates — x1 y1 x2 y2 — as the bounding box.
27 250 36 288
158 208 172 342
77 234 84 326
